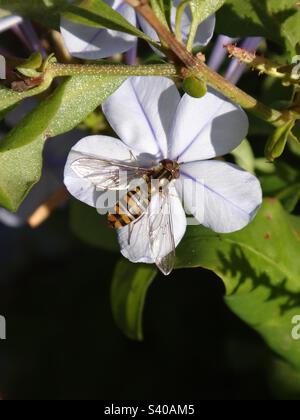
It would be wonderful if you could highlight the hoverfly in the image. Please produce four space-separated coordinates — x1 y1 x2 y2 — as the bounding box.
71 154 181 275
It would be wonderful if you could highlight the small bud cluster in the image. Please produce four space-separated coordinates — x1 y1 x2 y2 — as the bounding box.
226 44 300 86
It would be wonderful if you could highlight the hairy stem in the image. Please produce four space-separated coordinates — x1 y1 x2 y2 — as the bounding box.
125 0 299 126
47 63 179 77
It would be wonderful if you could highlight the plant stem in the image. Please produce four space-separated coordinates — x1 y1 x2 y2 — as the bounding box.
47 63 179 77
125 0 299 126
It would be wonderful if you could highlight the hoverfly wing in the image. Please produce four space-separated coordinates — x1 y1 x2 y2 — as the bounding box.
148 191 176 276
71 157 152 191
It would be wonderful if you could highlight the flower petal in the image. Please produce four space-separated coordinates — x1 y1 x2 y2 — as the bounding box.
118 184 186 263
138 2 215 50
169 89 249 163
102 76 181 159
172 1 215 47
60 1 136 59
64 135 134 207
178 160 262 233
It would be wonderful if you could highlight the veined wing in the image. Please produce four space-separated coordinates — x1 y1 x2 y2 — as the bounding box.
71 156 153 191
148 190 176 276
117 190 175 275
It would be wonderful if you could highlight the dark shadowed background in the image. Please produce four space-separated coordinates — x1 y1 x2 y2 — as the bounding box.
0 206 278 400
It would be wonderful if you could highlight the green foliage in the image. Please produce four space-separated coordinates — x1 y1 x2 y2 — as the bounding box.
176 199 300 368
159 0 172 27
111 259 157 341
0 74 53 120
231 139 255 174
150 0 170 27
0 75 126 211
185 0 225 49
70 199 118 252
0 0 67 28
265 120 296 162
189 0 226 23
63 0 156 45
2 0 300 388
260 161 300 212
16 52 44 78
216 0 300 55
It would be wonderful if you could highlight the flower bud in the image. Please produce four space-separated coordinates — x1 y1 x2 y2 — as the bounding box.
183 76 207 98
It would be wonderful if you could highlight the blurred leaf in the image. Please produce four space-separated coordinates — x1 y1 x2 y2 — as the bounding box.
231 139 255 173
70 199 118 252
159 0 172 27
276 183 300 213
261 75 293 107
216 0 300 55
176 199 300 368
275 160 300 184
260 174 288 196
0 74 126 211
247 114 273 137
289 138 300 157
254 158 276 175
269 359 300 399
260 161 300 211
0 8 10 18
0 0 67 28
289 122 300 156
111 259 157 341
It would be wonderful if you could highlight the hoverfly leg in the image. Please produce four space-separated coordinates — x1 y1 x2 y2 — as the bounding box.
129 150 138 162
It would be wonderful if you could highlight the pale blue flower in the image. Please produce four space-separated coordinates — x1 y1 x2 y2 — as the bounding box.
60 0 215 59
64 77 262 265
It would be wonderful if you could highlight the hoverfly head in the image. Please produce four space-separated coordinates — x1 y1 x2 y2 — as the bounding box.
160 159 181 180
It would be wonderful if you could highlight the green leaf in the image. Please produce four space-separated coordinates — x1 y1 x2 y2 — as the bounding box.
289 122 300 156
150 0 169 27
254 158 276 175
176 199 300 369
189 0 225 23
231 139 255 174
159 0 172 27
16 52 43 78
265 120 296 162
0 74 53 120
216 0 300 55
70 199 118 252
63 0 156 45
276 183 300 213
111 259 157 341
186 0 225 50
0 0 67 28
0 74 126 211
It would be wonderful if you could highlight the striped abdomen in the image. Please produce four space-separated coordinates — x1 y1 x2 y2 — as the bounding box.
107 160 178 230
108 177 152 230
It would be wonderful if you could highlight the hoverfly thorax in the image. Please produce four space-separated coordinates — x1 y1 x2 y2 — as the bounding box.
153 159 181 186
